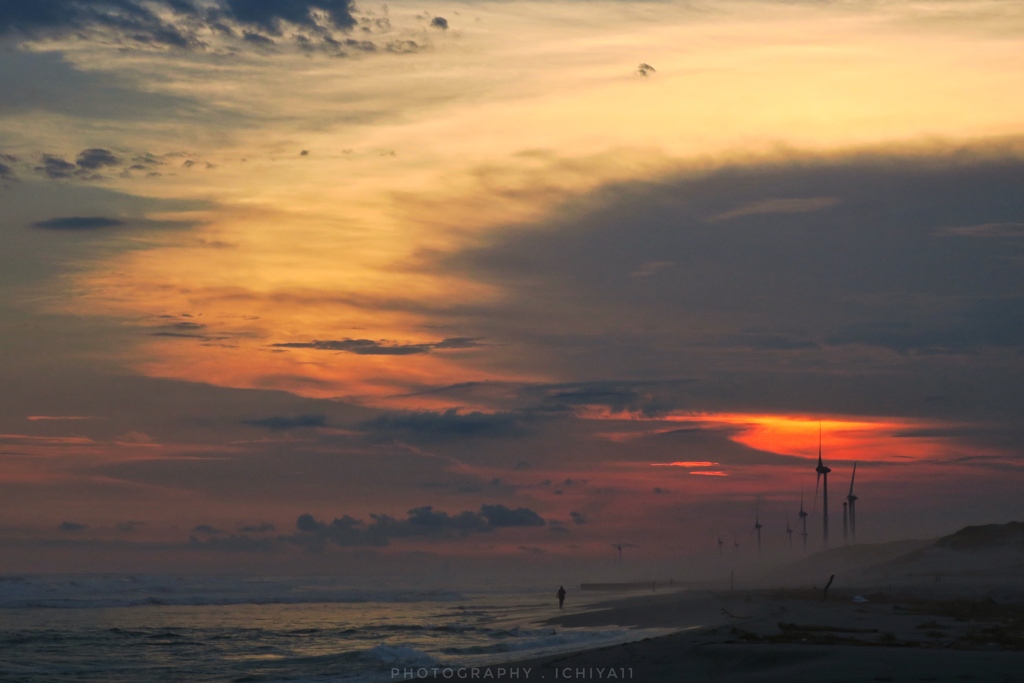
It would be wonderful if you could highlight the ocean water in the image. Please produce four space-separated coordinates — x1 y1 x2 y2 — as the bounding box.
0 576 668 682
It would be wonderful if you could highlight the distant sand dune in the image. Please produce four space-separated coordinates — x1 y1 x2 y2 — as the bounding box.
435 522 1024 683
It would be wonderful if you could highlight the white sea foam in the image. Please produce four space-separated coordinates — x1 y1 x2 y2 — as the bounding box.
0 579 671 683
0 575 464 609
361 644 443 667
445 626 667 664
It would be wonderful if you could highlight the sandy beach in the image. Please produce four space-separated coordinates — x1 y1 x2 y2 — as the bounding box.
398 584 1024 682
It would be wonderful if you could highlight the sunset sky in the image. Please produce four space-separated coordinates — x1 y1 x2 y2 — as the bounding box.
1 0 1023 577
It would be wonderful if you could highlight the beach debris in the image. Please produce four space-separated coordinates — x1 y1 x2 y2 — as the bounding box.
721 608 748 619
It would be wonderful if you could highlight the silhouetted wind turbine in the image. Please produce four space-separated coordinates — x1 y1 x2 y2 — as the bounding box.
612 542 637 565
798 490 809 550
786 514 793 549
843 501 849 543
717 534 724 556
847 462 858 542
751 498 763 555
814 424 832 547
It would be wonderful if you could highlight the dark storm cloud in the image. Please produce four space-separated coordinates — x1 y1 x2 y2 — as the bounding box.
826 297 1024 354
480 504 544 527
358 408 526 441
59 521 87 532
75 148 121 170
525 380 691 417
32 216 125 231
222 0 356 33
430 16 448 30
272 337 482 355
242 31 277 49
192 524 223 534
440 146 1024 425
0 0 193 47
452 150 1024 333
569 511 587 525
239 523 276 533
291 503 545 548
27 148 196 182
0 0 360 51
37 154 78 180
242 414 327 430
0 162 15 182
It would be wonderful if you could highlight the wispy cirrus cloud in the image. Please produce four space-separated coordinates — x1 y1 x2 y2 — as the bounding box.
32 216 124 231
242 414 327 431
706 196 839 222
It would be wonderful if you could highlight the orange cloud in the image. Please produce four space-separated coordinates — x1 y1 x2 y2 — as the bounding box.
580 409 985 463
668 414 954 463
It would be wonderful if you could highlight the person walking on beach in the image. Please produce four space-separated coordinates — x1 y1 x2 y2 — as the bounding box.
557 586 566 609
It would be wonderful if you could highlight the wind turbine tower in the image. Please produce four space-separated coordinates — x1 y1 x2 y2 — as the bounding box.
786 515 793 550
798 491 809 550
752 498 763 556
612 542 637 566
843 501 849 543
717 535 724 556
815 424 832 547
847 462 858 542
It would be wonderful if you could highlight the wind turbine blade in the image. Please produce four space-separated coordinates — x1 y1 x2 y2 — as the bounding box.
849 462 857 496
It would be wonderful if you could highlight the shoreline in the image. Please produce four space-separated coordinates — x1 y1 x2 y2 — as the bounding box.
403 587 1024 682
